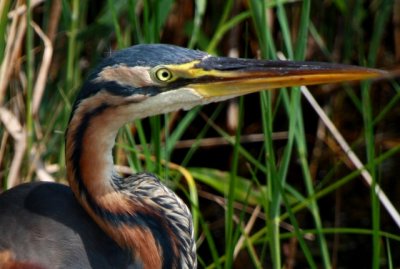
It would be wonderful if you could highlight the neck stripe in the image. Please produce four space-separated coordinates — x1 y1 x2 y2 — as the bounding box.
67 101 176 268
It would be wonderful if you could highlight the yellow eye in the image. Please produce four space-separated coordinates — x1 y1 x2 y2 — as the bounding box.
154 67 173 82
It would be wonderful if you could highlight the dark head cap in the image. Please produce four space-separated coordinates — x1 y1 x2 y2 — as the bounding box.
95 44 207 72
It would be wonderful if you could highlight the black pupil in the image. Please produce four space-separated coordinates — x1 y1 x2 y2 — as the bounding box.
161 71 169 78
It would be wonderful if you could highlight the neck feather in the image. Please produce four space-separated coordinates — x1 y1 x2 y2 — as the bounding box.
65 91 165 268
66 89 198 268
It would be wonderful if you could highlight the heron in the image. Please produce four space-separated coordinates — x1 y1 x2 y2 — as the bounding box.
0 44 383 269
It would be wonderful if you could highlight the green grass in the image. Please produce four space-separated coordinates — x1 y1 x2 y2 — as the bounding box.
1 1 399 268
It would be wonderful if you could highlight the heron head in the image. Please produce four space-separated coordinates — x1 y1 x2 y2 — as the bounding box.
73 44 384 119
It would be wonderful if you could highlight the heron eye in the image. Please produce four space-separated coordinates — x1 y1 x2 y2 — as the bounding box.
154 67 173 82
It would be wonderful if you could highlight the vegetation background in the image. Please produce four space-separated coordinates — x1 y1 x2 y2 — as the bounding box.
0 0 400 268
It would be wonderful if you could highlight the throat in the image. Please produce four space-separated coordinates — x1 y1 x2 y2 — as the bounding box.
66 100 130 213
77 118 117 198
64 92 193 268
65 102 167 269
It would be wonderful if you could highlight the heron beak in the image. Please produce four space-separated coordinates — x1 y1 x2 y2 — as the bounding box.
172 57 386 98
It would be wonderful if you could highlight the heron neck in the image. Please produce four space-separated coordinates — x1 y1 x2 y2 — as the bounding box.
65 93 165 269
66 103 119 199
